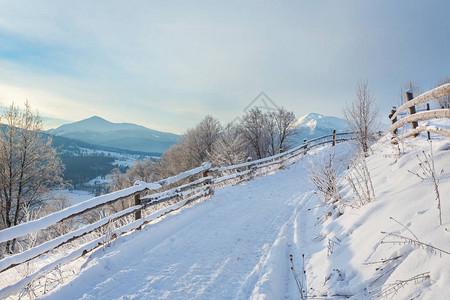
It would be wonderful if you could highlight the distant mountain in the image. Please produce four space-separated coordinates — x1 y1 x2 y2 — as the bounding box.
294 113 349 142
47 116 179 154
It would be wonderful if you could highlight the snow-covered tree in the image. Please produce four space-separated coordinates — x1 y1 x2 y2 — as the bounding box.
0 102 64 252
185 115 222 165
210 123 250 167
106 158 158 192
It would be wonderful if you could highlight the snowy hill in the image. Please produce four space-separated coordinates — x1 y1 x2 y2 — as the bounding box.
294 113 349 141
33 133 450 299
47 116 179 154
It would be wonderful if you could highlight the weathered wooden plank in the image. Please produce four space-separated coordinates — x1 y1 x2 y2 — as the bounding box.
390 83 450 120
391 126 450 143
390 109 450 133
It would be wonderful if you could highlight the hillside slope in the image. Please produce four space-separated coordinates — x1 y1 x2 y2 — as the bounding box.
41 135 449 299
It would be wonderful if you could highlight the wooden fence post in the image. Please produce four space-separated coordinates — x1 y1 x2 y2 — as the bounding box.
134 193 141 221
389 106 398 135
332 130 336 146
202 168 208 179
202 162 213 195
405 89 419 137
426 103 431 140
246 157 253 173
246 157 255 181
303 138 308 152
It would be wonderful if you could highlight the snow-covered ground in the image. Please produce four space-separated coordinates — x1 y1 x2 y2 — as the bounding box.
16 132 450 299
61 189 96 206
70 147 151 168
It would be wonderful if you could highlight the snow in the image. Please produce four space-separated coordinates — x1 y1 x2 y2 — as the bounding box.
0 203 140 273
391 109 450 133
142 176 212 203
294 113 349 134
212 169 252 184
157 162 211 186
209 136 337 173
63 189 96 206
29 142 356 299
39 152 320 299
74 147 148 167
2 130 450 299
0 182 161 244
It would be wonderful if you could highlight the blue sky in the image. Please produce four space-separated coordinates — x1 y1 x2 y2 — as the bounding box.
0 0 449 133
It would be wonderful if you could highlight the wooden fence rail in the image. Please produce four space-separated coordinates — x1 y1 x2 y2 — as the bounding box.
0 131 354 298
390 83 450 143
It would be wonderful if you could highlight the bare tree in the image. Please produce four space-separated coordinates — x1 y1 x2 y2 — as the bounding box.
210 123 250 167
126 158 158 183
157 140 193 178
343 81 380 154
408 142 443 226
185 115 222 164
238 108 269 159
308 150 341 204
105 168 128 192
238 107 298 158
265 112 278 156
345 152 375 207
158 115 221 178
271 107 298 154
0 102 64 252
106 158 159 192
434 76 450 108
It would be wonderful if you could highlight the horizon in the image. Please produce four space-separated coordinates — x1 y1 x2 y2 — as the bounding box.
43 111 341 133
1 1 449 134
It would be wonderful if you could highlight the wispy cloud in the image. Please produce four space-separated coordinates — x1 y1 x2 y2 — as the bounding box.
0 0 449 133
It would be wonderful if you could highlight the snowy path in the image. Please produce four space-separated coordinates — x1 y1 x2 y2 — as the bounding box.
43 151 320 300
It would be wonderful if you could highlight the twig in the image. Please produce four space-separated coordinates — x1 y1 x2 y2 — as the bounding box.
389 217 419 241
381 232 450 256
363 255 403 266
372 272 430 298
407 141 443 225
368 262 400 288
290 254 305 299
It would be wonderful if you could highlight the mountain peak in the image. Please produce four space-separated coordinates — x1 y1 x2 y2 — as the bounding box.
79 116 112 125
85 115 107 121
293 112 349 142
46 116 179 153
295 113 324 127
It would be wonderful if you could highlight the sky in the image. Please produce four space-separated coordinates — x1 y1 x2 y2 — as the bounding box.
0 1 449 134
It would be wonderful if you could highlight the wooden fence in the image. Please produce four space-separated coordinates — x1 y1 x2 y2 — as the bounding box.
389 83 450 143
0 131 354 298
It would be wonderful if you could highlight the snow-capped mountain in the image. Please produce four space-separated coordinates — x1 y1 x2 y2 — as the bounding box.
294 113 349 141
47 116 179 154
